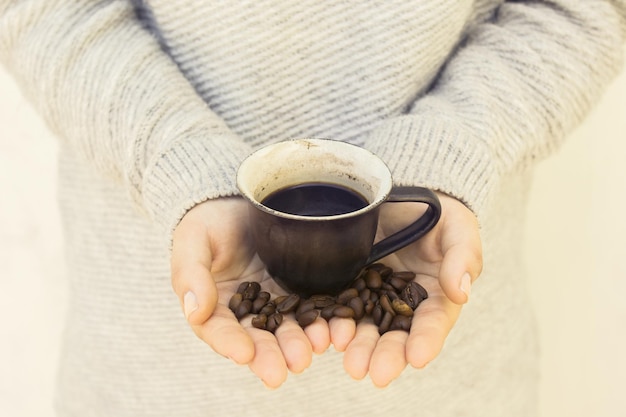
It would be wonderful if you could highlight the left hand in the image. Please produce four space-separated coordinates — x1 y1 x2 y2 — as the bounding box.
327 192 483 386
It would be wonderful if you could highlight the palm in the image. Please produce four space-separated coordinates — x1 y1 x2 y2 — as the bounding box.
329 194 481 386
172 198 324 388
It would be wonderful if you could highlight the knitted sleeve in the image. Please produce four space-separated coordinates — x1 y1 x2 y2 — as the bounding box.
0 1 252 236
363 0 626 218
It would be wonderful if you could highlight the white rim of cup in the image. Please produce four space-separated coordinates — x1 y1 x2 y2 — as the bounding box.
236 138 393 221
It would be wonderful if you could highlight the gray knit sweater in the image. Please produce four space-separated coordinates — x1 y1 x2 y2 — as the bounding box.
1 1 624 416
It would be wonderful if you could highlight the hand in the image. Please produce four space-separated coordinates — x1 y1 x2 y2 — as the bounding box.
328 192 483 386
170 198 329 388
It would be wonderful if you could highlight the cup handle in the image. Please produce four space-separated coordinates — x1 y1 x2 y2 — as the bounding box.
365 186 442 265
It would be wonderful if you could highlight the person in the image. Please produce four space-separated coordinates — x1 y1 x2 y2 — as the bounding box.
1 1 624 416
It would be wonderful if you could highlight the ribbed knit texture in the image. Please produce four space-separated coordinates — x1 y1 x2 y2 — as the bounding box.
1 1 625 416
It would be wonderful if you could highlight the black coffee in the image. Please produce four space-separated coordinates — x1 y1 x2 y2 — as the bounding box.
261 182 368 216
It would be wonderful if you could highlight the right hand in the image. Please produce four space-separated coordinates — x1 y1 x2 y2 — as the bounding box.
170 197 331 388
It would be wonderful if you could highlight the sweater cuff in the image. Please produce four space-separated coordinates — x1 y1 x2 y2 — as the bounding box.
363 115 496 220
142 133 252 241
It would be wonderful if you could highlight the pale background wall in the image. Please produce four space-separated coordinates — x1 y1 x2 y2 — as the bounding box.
1 56 625 416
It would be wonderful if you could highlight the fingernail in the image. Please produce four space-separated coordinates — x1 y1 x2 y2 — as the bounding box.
183 291 198 319
459 273 472 299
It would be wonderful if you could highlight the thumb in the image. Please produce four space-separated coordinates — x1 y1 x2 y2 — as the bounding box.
436 197 483 304
171 208 219 326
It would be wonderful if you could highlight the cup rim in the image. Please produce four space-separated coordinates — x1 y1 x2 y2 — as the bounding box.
237 138 392 221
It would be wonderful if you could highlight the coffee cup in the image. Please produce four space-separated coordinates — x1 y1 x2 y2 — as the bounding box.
237 138 441 296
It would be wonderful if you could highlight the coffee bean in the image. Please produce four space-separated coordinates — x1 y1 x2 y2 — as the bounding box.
273 295 288 305
372 304 383 326
391 271 416 282
402 281 425 310
228 292 243 313
390 314 412 332
391 299 413 317
258 302 276 316
320 304 339 321
351 277 367 292
403 281 428 303
368 263 393 278
256 291 271 304
251 314 268 330
332 305 355 319
378 311 394 335
296 298 316 316
348 296 365 320
236 281 250 294
235 299 252 320
309 294 336 309
364 269 383 289
336 288 359 305
386 290 399 302
364 298 376 315
379 294 395 316
388 276 408 292
266 313 283 333
229 263 428 336
252 291 271 314
359 288 371 304
251 298 264 314
276 293 300 313
297 309 319 328
414 281 429 300
242 281 261 300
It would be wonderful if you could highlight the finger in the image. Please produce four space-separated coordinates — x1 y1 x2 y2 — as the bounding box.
406 294 462 369
439 245 480 304
190 304 255 365
171 217 218 325
438 203 482 304
246 328 289 388
328 317 357 352
369 330 409 387
303 318 331 354
343 322 379 380
274 320 314 374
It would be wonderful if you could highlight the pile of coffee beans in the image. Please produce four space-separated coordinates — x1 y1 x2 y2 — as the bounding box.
228 263 428 335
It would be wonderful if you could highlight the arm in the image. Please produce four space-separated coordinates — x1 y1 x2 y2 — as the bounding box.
0 0 252 236
342 0 626 386
0 0 310 387
364 0 626 219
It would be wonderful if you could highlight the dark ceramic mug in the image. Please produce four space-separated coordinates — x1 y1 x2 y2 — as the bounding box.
237 139 441 296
